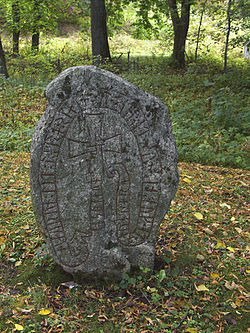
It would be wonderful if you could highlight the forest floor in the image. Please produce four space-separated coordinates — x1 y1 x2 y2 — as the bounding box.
0 152 249 333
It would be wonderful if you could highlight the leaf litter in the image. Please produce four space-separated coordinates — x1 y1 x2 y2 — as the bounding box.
0 152 249 332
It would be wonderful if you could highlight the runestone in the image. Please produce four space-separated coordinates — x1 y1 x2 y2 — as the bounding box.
30 66 179 278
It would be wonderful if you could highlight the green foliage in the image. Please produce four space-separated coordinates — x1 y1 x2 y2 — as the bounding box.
1 0 60 33
106 0 126 36
212 87 249 134
0 28 249 170
0 77 45 151
121 59 249 169
0 0 86 38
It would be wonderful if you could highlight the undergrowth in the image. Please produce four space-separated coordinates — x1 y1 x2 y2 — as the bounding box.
0 37 249 169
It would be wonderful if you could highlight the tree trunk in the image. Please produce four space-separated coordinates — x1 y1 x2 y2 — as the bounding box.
13 31 20 55
31 0 40 53
195 0 207 62
172 25 187 67
0 36 9 78
168 0 191 68
90 0 111 63
12 1 20 56
32 31 40 52
224 0 232 73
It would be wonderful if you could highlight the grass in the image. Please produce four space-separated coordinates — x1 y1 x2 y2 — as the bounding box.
0 26 249 332
0 152 249 332
0 34 249 169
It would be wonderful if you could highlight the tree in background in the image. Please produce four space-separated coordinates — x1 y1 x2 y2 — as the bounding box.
12 0 20 55
194 0 207 61
27 0 66 52
0 0 248 69
224 0 232 72
91 0 111 62
224 0 249 71
1 0 26 54
205 0 249 71
168 0 192 67
0 0 21 55
0 0 69 53
0 1 9 76
0 36 9 77
123 0 192 67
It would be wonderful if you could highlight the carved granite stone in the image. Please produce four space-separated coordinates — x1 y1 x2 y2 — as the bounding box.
30 65 179 278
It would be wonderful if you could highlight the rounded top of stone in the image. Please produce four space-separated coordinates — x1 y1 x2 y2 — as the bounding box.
45 65 160 108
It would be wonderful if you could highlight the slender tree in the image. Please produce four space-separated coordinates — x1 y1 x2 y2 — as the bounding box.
31 30 39 51
12 0 20 55
31 0 40 52
90 0 111 63
0 36 9 78
195 0 207 61
224 0 232 72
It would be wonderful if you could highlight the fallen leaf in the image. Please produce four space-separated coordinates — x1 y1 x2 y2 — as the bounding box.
87 313 95 318
60 281 80 289
195 284 209 292
235 227 242 233
235 298 241 307
225 281 238 290
215 240 225 249
203 187 213 194
204 228 213 235
98 314 108 322
145 317 154 325
186 329 198 333
196 254 205 261
38 309 51 316
231 302 237 309
194 212 203 220
15 260 22 267
227 247 235 253
0 237 5 245
220 203 231 209
183 177 191 183
16 308 33 314
14 324 24 331
210 273 219 279
219 311 230 315
147 286 157 293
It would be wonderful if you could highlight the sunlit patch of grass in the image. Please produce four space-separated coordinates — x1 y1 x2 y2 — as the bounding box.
1 46 249 168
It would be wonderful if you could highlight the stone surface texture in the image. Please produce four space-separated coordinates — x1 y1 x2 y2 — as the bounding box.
30 66 179 278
